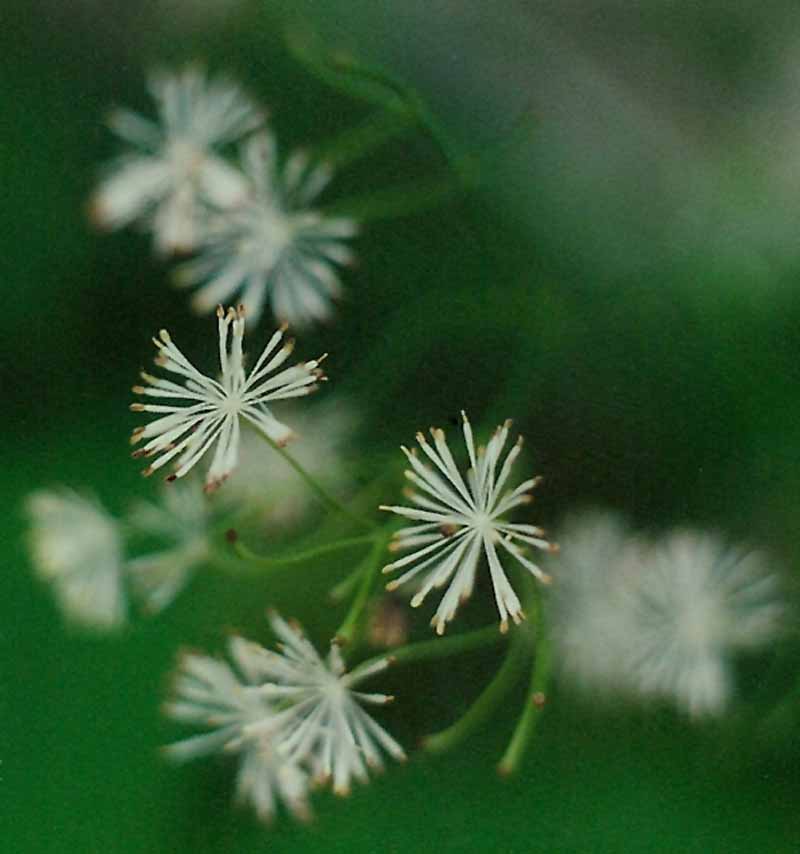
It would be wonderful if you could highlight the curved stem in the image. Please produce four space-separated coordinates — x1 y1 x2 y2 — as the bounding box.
314 108 415 170
421 624 531 755
335 528 393 648
232 533 377 569
258 434 376 531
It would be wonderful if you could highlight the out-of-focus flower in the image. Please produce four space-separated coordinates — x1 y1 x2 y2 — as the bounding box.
25 489 126 630
130 305 325 491
550 512 786 718
380 412 556 634
91 65 264 255
627 529 785 718
238 612 406 796
125 477 212 613
163 640 311 823
224 399 358 528
175 132 358 328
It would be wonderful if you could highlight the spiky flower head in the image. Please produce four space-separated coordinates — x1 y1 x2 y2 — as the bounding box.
130 305 325 491
175 131 358 328
25 489 126 630
91 64 264 254
380 412 557 634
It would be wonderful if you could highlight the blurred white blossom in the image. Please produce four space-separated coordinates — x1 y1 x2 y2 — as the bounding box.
164 639 311 823
130 305 325 491
381 412 555 634
175 132 358 328
224 399 358 529
126 477 212 613
92 65 264 254
164 612 404 821
551 512 786 718
25 489 126 630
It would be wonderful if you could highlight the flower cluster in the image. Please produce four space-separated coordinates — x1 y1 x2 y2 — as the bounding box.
550 512 785 718
164 612 405 820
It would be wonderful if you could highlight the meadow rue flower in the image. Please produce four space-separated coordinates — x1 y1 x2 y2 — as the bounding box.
380 412 557 634
130 305 325 491
163 641 311 823
25 489 126 629
239 612 406 796
549 510 643 696
125 477 213 613
91 65 264 254
224 399 358 528
174 131 358 328
626 529 785 718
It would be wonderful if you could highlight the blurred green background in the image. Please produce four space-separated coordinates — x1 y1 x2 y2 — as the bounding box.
4 1 799 851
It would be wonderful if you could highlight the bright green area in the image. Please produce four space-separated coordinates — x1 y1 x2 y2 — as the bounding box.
3 2 799 852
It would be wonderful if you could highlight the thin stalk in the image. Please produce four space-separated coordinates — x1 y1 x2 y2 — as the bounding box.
334 528 393 648
497 625 552 775
315 108 415 170
233 533 377 569
329 563 364 603
354 624 505 678
421 625 531 755
258 434 376 531
322 173 463 223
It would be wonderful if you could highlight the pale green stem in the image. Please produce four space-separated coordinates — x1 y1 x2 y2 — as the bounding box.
349 624 506 683
422 624 532 755
334 528 393 648
258 434 375 531
497 624 552 775
329 563 364 603
322 173 464 223
314 108 415 170
232 533 377 569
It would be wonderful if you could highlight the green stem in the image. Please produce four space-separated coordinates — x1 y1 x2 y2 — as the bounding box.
422 625 531 755
334 528 393 648
322 173 464 223
314 108 415 170
348 624 506 684
329 563 364 602
259 434 376 531
497 625 552 775
233 533 377 569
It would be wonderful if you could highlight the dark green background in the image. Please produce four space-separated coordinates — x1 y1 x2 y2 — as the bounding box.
4 2 799 851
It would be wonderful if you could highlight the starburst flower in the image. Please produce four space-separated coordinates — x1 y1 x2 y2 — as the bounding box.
163 640 311 823
25 489 126 630
125 477 213 613
626 529 785 718
91 65 264 255
240 612 406 796
130 305 325 491
174 131 358 328
380 412 557 634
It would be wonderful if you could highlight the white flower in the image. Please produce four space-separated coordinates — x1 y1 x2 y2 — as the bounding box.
380 412 556 634
25 489 126 630
550 513 786 718
224 399 358 528
549 511 643 696
130 305 325 491
91 65 264 255
174 132 358 328
627 529 785 718
126 477 212 613
163 641 311 823
241 612 406 796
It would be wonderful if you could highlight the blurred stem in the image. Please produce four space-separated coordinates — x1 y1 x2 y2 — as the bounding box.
497 587 551 775
258 434 376 531
232 533 377 569
322 172 466 223
314 108 415 170
422 623 532 755
335 527 393 649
